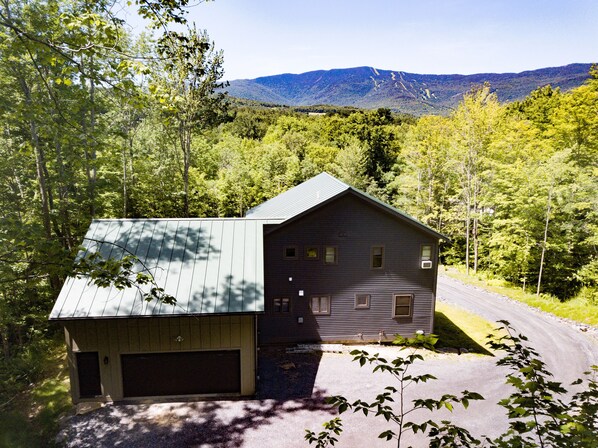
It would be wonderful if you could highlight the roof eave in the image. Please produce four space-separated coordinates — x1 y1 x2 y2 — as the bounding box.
49 310 266 321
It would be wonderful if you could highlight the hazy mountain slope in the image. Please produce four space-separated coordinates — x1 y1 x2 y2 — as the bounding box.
226 64 593 115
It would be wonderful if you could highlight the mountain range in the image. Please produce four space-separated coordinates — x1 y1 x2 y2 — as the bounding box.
226 63 593 115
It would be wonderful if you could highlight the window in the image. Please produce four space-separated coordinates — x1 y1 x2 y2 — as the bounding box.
421 244 432 261
284 246 298 260
305 246 319 260
371 246 384 269
393 294 413 318
324 246 338 264
355 294 370 309
273 297 290 313
421 244 433 269
310 295 330 315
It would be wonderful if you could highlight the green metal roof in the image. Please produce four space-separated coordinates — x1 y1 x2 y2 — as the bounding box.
247 172 349 219
50 218 280 320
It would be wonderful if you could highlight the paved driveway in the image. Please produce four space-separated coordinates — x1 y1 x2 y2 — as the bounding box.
58 276 598 447
437 274 598 384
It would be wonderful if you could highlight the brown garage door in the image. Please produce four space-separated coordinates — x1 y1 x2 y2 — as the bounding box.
121 350 241 397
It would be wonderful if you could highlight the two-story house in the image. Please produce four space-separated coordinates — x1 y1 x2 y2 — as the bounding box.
49 173 444 403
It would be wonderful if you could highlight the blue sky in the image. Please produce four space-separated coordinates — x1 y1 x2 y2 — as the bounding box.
131 0 598 80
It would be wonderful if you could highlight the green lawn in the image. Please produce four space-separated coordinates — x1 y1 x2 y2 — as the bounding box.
433 301 498 355
441 265 598 327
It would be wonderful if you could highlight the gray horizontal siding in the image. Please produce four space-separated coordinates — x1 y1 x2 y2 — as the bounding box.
260 194 438 344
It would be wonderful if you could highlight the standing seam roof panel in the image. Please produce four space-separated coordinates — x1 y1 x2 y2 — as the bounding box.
127 220 158 316
49 218 280 319
120 220 152 316
153 220 180 315
82 221 125 318
113 220 145 317
197 221 214 314
50 221 101 319
142 220 169 316
245 172 349 219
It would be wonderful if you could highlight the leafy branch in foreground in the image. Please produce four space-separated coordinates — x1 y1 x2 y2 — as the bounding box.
307 322 598 447
305 334 483 447
489 320 598 448
72 246 176 306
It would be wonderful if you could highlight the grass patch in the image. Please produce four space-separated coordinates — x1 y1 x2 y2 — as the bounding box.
441 265 598 327
434 301 498 355
0 338 72 448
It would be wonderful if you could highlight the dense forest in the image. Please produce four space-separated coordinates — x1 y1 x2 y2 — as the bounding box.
0 0 596 431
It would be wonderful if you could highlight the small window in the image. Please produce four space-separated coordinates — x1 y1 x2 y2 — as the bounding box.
273 297 290 313
371 246 384 269
305 246 319 260
421 244 433 269
284 246 298 260
355 294 370 309
324 246 338 264
421 244 432 261
393 294 413 318
310 295 330 315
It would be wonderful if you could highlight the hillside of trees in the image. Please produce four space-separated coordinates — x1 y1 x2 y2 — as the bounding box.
0 1 596 433
226 64 593 115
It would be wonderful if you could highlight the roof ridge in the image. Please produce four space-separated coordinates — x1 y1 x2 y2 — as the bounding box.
91 217 280 222
319 171 351 189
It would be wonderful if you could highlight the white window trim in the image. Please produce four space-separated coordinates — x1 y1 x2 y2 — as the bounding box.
354 293 371 309
392 294 413 318
310 295 331 315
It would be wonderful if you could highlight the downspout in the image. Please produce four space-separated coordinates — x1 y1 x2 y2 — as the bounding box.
254 314 259 396
430 239 441 334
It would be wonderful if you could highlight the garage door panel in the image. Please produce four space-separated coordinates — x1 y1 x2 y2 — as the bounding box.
121 350 240 397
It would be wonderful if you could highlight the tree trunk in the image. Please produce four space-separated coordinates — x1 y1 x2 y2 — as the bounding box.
122 139 128 217
464 168 472 276
81 54 97 217
537 186 553 296
54 139 74 250
179 121 191 217
1 326 10 359
473 177 479 273
19 76 52 240
31 120 52 239
89 62 97 216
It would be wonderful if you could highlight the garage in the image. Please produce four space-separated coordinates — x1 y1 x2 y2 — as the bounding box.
51 218 267 403
121 350 241 397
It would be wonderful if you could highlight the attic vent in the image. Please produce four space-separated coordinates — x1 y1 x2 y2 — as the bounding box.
421 260 433 269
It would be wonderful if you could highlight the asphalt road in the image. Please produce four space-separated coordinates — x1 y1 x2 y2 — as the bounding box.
59 276 598 447
437 274 598 385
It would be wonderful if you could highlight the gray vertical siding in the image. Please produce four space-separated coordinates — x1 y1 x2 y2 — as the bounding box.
259 192 439 344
